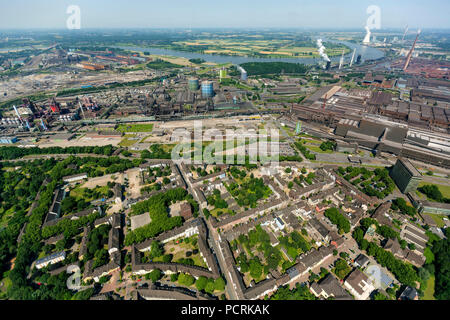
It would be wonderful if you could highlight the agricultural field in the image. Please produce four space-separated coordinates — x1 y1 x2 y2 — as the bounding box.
170 38 350 59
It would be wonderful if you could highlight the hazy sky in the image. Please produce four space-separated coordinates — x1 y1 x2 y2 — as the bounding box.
0 0 449 29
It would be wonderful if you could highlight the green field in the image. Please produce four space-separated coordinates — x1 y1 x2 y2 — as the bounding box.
70 185 110 202
210 208 235 218
119 134 139 147
117 124 154 133
305 144 333 154
418 182 450 198
423 213 446 228
281 126 295 137
170 38 350 59
146 59 182 70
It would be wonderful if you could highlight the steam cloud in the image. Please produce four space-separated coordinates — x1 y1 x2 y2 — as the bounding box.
316 39 331 62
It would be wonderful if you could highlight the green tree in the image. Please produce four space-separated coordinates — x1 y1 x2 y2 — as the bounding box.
148 269 162 282
324 207 350 233
373 291 389 300
214 277 226 291
170 273 179 282
432 237 450 300
149 241 163 259
71 288 94 300
178 273 195 287
195 276 208 291
203 208 211 219
249 257 263 280
205 280 216 294
333 259 351 280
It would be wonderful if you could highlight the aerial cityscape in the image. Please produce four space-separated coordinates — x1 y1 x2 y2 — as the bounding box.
0 0 449 305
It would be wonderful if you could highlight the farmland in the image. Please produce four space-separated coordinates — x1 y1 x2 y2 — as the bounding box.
167 37 350 59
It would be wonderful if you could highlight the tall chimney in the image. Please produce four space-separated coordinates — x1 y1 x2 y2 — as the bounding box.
403 29 421 72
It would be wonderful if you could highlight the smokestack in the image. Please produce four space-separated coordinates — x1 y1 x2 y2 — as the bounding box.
403 29 421 71
363 26 371 44
237 65 247 81
13 105 21 120
79 101 86 120
350 48 356 67
326 61 331 70
402 25 409 41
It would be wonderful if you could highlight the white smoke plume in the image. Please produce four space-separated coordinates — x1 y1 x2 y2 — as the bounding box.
316 39 331 62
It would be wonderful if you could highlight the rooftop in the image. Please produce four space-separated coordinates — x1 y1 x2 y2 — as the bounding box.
398 158 421 177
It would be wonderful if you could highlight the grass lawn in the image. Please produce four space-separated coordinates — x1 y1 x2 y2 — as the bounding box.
305 144 333 154
423 275 435 300
210 208 235 217
423 213 445 228
298 133 312 138
281 126 295 137
155 144 176 153
152 235 208 269
119 134 138 147
117 123 154 133
70 185 110 202
298 134 322 142
418 182 450 199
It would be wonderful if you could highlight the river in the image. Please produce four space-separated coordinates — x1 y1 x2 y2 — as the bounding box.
115 39 385 66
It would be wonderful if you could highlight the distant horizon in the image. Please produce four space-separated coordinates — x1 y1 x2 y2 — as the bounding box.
0 27 446 32
0 0 449 30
